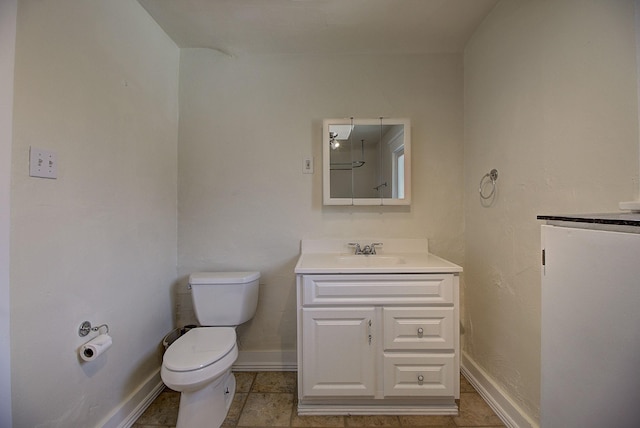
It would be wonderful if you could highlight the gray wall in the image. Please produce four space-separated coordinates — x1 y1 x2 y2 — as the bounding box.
1 0 17 425
5 1 639 426
176 51 466 353
10 1 180 426
464 0 638 421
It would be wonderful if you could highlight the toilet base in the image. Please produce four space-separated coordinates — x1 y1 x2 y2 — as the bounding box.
176 370 236 428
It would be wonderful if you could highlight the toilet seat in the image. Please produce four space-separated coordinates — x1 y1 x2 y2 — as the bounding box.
163 327 236 372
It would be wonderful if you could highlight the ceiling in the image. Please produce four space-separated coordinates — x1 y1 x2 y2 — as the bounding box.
137 0 499 56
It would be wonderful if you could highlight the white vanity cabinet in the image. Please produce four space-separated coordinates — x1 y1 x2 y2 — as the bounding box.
296 272 460 415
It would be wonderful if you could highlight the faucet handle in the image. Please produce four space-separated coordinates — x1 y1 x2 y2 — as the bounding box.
348 242 363 254
370 242 383 255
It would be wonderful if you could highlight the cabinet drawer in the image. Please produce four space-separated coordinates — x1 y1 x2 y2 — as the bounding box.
302 274 453 306
383 307 454 350
383 353 455 397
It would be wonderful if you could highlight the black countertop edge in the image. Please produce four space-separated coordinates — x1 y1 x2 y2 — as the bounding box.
537 213 640 226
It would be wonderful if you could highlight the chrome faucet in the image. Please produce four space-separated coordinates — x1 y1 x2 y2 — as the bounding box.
348 242 383 255
364 242 383 255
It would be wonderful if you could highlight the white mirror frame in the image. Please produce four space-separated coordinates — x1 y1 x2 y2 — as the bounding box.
323 118 411 206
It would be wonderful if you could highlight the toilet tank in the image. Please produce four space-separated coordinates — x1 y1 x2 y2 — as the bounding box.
189 272 260 326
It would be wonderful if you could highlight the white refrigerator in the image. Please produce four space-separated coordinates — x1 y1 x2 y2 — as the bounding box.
541 224 640 428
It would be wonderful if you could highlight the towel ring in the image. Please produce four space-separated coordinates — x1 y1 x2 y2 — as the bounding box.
479 169 498 200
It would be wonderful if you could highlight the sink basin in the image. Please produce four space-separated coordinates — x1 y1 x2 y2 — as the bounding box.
336 255 406 267
294 239 463 274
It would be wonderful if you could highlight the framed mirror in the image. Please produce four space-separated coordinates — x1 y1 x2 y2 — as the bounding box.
323 118 411 205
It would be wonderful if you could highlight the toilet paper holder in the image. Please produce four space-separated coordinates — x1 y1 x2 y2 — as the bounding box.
78 320 109 337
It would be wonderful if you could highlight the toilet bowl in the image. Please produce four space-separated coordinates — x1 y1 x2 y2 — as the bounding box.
161 271 260 428
161 327 238 427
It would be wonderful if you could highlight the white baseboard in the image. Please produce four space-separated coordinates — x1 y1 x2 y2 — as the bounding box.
98 351 536 428
99 350 296 427
233 350 297 371
100 368 165 428
461 352 538 428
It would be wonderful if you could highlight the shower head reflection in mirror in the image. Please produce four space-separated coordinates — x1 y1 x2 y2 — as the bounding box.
323 117 411 206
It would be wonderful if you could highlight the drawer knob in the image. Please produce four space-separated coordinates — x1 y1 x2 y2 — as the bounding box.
417 327 424 338
417 375 424 385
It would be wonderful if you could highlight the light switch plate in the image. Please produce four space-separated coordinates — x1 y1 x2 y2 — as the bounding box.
303 156 313 174
29 147 57 179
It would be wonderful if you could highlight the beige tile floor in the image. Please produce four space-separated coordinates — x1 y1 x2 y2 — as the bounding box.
133 372 505 428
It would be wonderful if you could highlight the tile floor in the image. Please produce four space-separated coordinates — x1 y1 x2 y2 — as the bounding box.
133 371 505 428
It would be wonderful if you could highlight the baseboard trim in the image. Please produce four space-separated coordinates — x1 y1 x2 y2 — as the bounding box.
101 350 296 426
233 350 297 371
98 351 538 427
461 352 538 428
100 368 165 428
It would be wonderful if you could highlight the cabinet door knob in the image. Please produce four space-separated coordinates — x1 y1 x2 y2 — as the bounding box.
417 375 424 385
417 327 424 338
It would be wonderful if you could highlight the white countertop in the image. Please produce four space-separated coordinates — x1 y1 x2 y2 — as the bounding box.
294 238 462 274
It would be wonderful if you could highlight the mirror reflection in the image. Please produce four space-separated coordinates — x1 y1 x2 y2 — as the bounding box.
323 118 411 205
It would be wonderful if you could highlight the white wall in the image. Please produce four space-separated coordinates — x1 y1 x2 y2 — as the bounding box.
464 0 638 422
637 0 640 197
1 0 17 426
177 51 466 353
10 1 179 426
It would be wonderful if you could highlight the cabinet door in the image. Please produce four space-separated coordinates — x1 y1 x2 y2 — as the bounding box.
541 225 640 428
301 307 376 397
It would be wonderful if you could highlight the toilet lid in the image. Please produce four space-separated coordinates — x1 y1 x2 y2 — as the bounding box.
163 327 236 372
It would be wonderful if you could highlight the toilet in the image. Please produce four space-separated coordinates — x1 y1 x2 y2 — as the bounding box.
161 271 260 428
